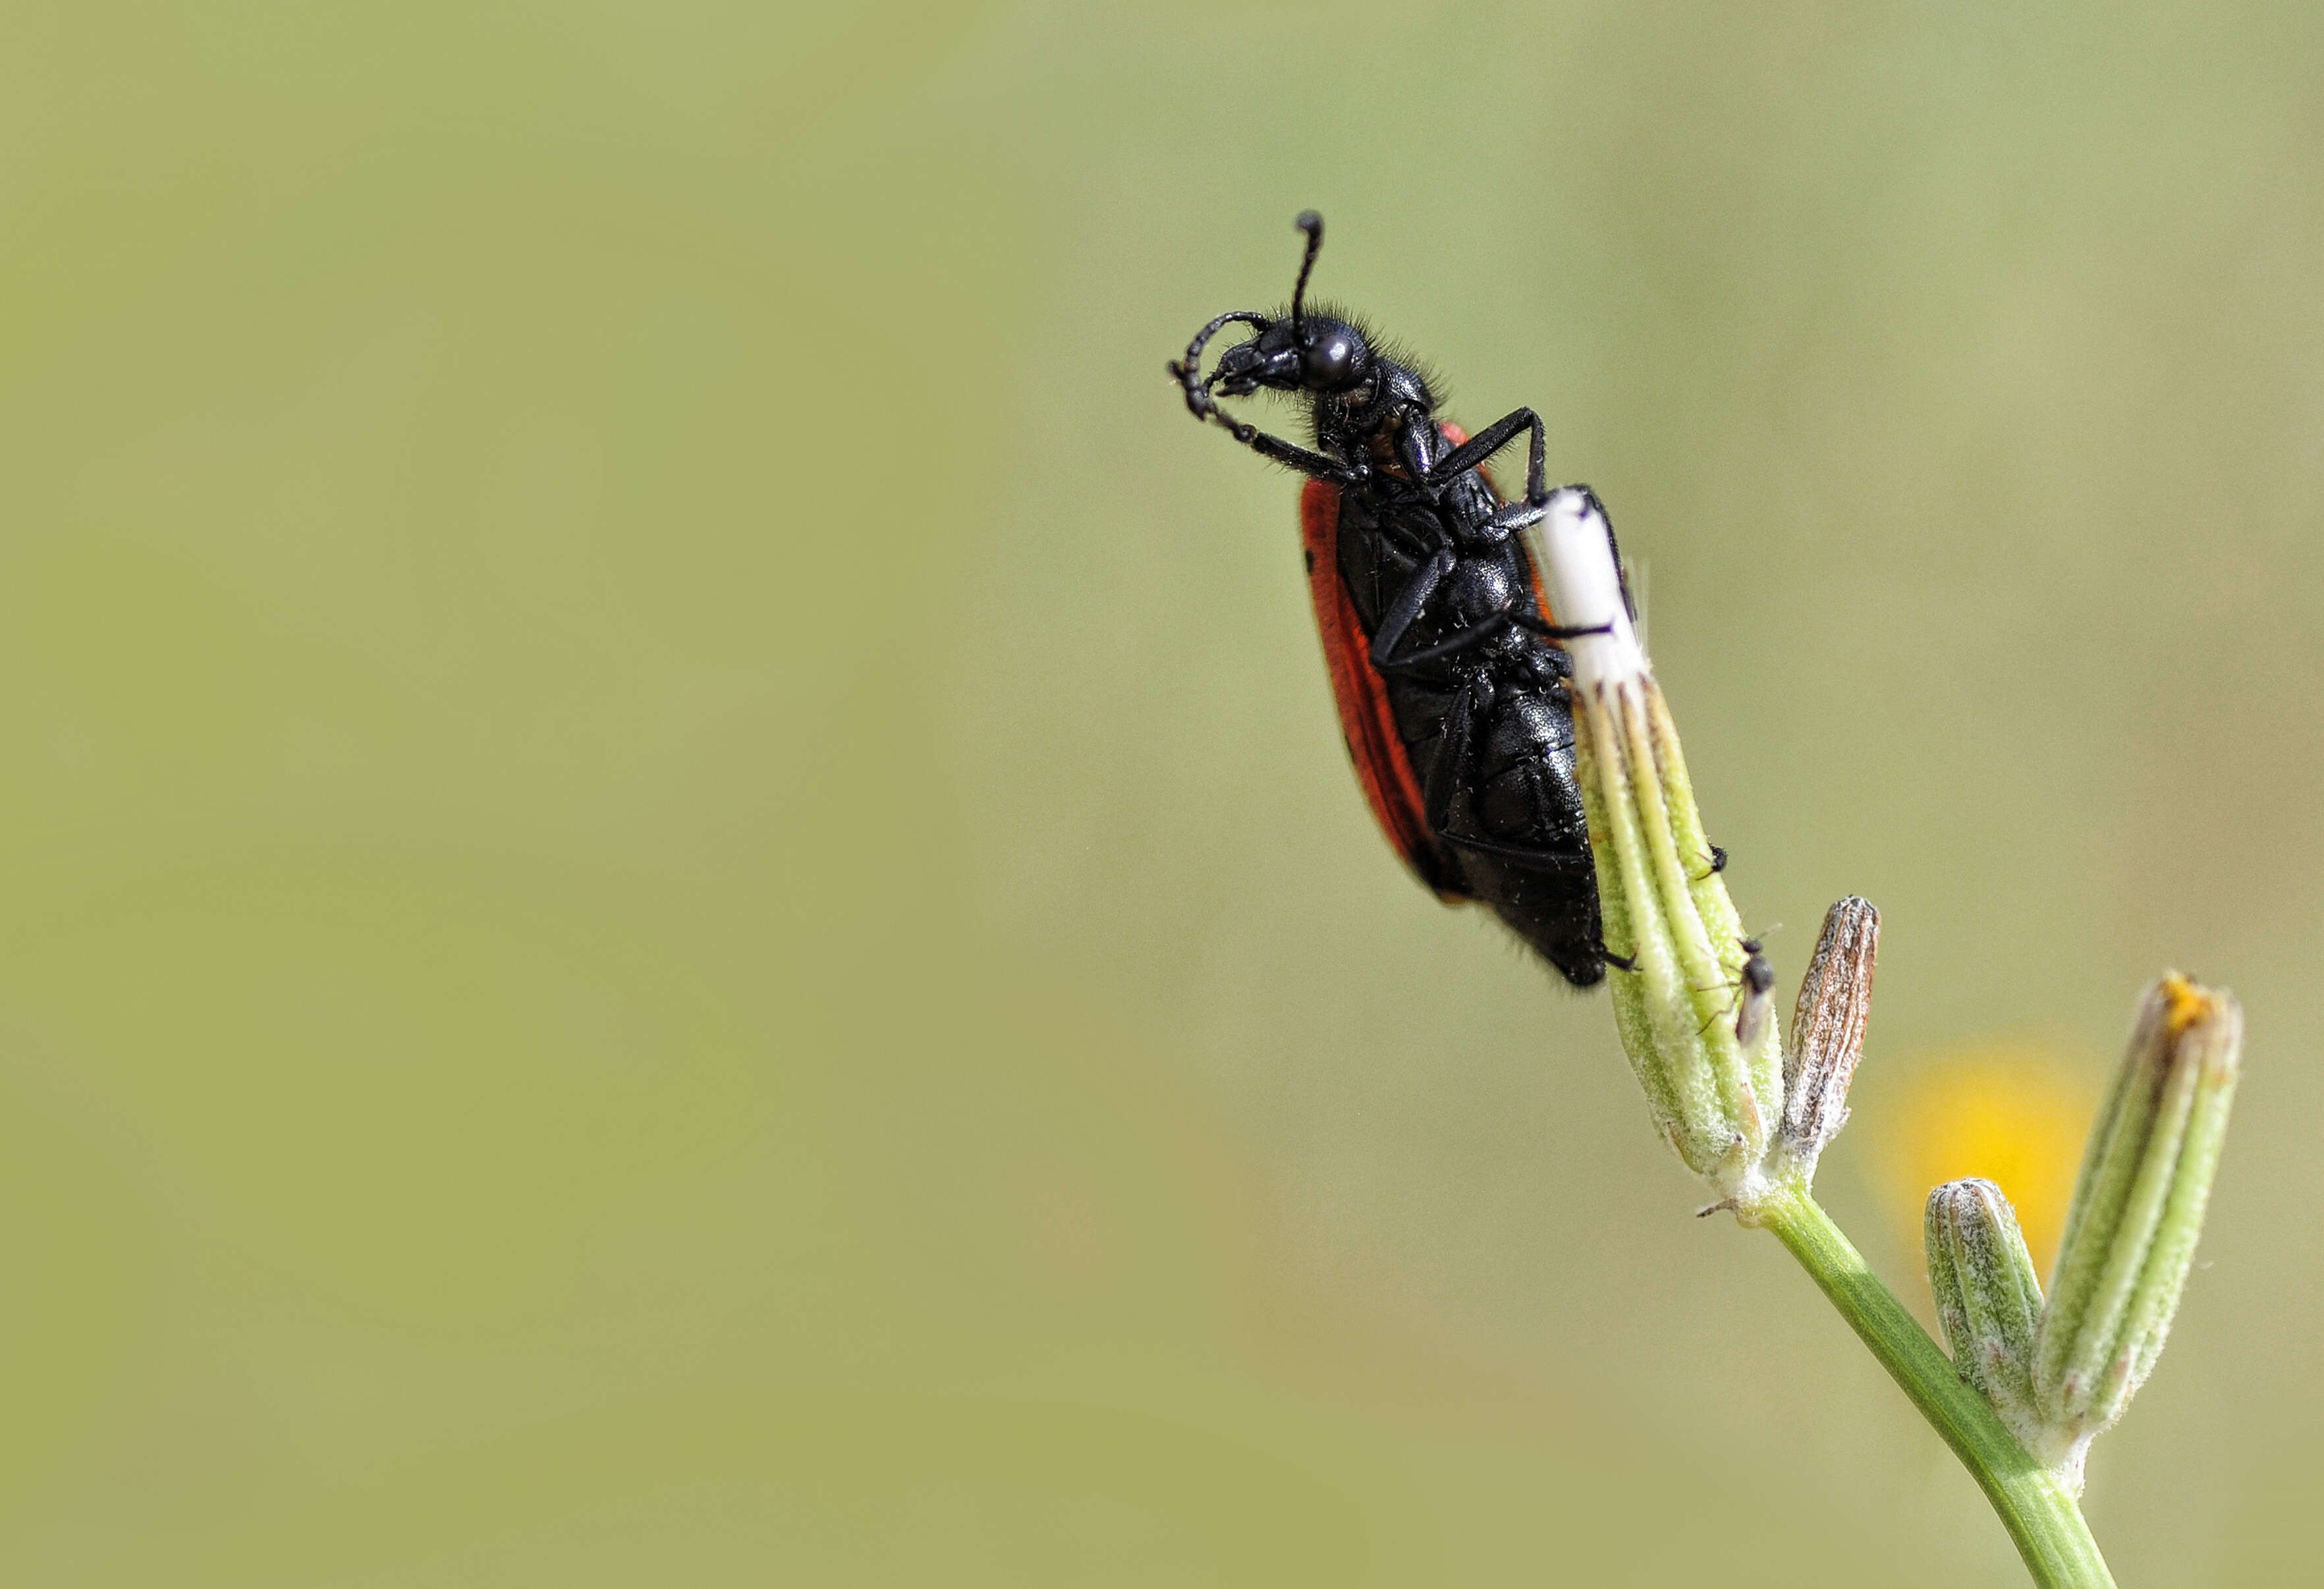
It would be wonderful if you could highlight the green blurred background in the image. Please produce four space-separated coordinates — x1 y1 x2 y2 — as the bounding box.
4 3 2318 1583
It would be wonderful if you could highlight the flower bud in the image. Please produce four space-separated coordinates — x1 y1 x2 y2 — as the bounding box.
2031 975 2242 1490
1527 492 1783 1204
1779 896 1879 1176
1925 1178 2045 1449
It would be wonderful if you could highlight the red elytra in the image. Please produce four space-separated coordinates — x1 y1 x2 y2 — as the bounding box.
1299 472 1452 897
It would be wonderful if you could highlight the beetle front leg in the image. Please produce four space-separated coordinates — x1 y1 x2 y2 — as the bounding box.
1235 424 1368 484
1427 406 1548 505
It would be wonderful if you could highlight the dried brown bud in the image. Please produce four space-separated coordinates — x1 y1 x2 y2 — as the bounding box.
1779 895 1879 1173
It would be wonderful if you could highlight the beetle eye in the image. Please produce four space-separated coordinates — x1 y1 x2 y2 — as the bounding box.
1304 329 1360 387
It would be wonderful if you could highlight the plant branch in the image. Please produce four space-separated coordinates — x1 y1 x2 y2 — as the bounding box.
1524 490 2232 1583
1759 1188 2116 1589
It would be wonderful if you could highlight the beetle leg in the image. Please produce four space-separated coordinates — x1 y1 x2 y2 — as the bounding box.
1419 671 1491 844
1426 406 1549 505
1420 675 1590 875
1377 603 1609 675
1170 341 1369 485
1506 609 1615 642
1235 426 1368 484
1395 410 1445 482
1189 400 1365 483
1437 741 1595 874
1475 497 1547 540
1437 831 1595 870
1375 606 1507 673
1366 547 1455 668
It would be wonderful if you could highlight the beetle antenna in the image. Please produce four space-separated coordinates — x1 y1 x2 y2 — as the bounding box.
1290 211 1323 335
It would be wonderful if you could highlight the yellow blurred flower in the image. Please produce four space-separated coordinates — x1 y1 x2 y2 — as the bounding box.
1881 1046 2093 1279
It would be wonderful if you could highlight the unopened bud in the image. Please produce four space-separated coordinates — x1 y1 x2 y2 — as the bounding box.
1779 896 1879 1176
2032 975 2242 1491
1528 492 1783 1205
1925 1178 2045 1449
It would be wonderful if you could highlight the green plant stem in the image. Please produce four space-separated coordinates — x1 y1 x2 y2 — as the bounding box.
1759 1187 2116 1589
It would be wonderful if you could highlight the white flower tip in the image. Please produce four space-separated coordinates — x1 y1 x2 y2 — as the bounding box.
1525 489 1646 687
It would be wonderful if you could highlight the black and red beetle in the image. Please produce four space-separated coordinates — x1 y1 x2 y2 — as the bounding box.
1169 211 1644 986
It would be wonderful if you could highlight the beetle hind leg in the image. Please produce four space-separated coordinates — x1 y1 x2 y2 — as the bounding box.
1421 675 1591 877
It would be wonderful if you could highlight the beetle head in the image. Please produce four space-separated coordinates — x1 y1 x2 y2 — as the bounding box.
1170 211 1373 426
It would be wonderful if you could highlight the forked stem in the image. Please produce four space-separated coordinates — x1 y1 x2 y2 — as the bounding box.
1761 1189 2116 1589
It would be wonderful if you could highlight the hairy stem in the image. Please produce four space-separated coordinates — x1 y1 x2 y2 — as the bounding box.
1759 1188 2116 1589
